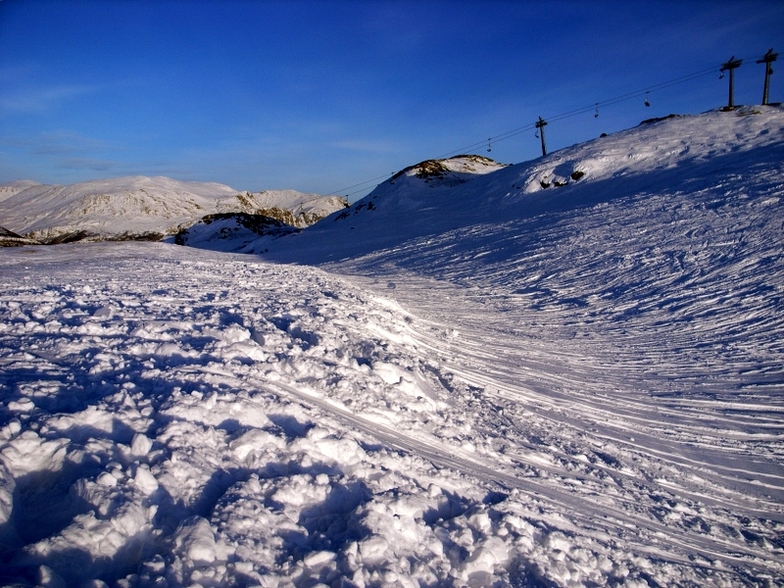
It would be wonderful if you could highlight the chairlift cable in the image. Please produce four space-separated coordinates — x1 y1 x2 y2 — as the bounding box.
325 59 749 198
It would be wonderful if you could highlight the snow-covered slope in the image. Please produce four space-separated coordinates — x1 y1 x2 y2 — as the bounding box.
0 106 783 587
250 106 784 264
0 176 347 243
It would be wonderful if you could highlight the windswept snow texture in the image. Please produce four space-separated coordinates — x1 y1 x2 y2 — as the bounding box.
1 107 784 587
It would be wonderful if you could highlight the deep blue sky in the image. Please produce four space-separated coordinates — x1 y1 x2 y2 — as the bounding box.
1 1 782 198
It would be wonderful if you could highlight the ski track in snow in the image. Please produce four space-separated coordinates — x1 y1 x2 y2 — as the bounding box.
0 239 781 588
1 109 784 587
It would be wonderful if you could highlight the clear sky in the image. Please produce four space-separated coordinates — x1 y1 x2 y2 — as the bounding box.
1 0 782 199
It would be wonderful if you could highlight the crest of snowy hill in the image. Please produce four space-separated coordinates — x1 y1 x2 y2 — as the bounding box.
245 105 784 263
389 154 509 190
0 180 41 204
0 176 347 244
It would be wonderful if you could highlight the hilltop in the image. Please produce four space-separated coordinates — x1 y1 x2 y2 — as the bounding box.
240 106 784 268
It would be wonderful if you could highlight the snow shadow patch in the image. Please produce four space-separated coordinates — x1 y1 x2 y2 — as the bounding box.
267 413 312 438
286 480 373 561
7 532 154 588
260 459 344 483
150 467 255 535
9 464 96 547
422 489 475 525
483 490 509 506
509 559 562 588
190 468 247 521
49 417 139 446
270 315 321 348
0 365 98 416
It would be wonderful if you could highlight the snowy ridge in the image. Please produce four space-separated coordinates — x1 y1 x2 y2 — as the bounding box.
0 180 42 204
0 107 783 586
0 176 346 243
172 213 298 252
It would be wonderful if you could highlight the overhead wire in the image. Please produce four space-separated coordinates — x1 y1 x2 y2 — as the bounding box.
325 58 752 198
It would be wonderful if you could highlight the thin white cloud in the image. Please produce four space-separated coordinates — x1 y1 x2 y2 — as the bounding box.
0 83 103 115
1 130 116 156
329 139 402 154
59 157 118 172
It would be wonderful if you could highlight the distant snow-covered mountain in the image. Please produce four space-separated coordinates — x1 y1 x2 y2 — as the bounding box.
0 176 347 244
216 189 349 227
0 180 42 204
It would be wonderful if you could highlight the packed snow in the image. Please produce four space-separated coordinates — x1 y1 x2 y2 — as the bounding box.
1 107 783 587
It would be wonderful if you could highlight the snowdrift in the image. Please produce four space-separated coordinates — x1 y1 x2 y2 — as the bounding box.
0 106 783 587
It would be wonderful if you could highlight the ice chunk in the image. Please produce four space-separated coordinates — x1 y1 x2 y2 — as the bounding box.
130 433 153 456
220 324 251 344
134 464 159 494
303 550 335 568
462 537 509 576
97 472 118 487
229 429 279 461
175 516 217 565
358 535 389 564
374 361 404 385
37 565 66 588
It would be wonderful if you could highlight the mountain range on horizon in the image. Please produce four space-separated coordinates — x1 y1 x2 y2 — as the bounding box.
0 175 348 245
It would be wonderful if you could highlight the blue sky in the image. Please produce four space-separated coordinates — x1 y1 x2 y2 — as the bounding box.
1 1 782 199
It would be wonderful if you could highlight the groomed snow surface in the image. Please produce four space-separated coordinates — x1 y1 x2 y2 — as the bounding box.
1 107 783 587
